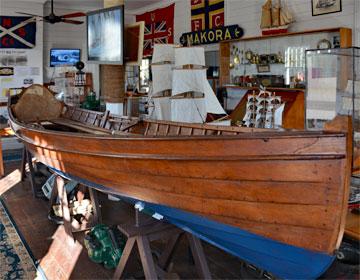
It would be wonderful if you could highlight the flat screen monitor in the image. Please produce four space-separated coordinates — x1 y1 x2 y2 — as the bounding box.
87 6 124 64
50 49 81 67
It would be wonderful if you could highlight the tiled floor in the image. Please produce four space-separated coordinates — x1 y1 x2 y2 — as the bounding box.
0 160 359 279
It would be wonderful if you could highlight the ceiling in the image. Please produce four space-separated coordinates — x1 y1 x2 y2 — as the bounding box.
40 0 163 10
9 0 163 12
125 0 162 11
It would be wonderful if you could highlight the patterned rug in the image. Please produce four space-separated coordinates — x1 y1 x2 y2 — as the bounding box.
0 200 38 279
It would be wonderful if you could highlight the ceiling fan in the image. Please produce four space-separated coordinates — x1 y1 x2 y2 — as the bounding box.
17 0 86 25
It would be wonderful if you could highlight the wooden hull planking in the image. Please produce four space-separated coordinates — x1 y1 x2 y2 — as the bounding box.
12 116 350 255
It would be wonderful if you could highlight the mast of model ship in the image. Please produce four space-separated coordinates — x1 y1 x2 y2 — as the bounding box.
149 44 175 120
171 47 226 123
260 0 294 35
272 0 280 27
280 1 294 26
260 0 272 29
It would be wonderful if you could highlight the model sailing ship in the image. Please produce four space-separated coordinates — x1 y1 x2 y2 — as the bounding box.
260 0 294 35
243 89 285 128
8 83 351 279
149 44 174 120
149 44 226 123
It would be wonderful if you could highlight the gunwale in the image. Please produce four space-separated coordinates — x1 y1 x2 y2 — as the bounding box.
11 115 346 141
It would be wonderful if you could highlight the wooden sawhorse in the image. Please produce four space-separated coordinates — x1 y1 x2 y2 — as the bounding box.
113 208 211 279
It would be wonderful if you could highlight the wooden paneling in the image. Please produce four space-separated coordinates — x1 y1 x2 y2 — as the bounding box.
104 0 124 8
222 27 352 44
338 28 353 91
100 65 125 103
219 42 230 87
339 28 352 47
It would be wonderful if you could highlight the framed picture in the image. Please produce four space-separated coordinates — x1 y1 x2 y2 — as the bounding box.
257 64 270 73
87 5 124 64
312 0 342 16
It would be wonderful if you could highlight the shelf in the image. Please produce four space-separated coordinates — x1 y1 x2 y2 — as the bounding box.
219 27 352 87
224 85 305 92
233 63 285 66
221 27 346 44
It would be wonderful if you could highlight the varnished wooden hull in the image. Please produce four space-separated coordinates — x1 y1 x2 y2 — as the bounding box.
8 98 352 279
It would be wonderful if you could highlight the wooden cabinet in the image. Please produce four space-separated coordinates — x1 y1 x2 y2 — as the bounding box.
219 27 352 87
218 27 352 129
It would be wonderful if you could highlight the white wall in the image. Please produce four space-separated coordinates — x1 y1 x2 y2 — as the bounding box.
355 0 360 46
226 0 355 36
42 2 103 94
43 1 135 96
127 0 359 46
0 0 44 149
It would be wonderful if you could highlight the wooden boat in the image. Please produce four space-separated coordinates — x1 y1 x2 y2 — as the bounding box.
8 85 352 279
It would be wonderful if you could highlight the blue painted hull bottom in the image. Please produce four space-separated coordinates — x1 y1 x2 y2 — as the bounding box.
51 168 335 279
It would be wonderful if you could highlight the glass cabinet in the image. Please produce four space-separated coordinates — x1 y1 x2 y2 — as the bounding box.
305 47 360 174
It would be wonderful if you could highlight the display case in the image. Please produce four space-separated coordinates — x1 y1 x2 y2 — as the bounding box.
305 47 360 173
219 27 352 88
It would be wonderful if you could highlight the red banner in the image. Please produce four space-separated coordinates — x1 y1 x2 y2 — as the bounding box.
136 4 174 57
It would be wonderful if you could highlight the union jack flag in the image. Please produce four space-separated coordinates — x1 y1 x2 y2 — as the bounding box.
136 4 174 57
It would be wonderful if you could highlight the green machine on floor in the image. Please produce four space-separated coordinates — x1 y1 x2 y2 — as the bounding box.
84 224 126 269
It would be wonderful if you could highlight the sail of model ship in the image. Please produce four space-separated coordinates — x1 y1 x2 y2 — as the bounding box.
171 47 226 123
260 0 294 35
149 44 175 120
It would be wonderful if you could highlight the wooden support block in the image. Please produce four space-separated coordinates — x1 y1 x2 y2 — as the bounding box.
187 232 212 279
56 176 73 240
26 150 37 198
113 236 136 279
0 136 4 178
157 232 182 270
20 147 26 181
89 188 102 224
137 235 158 279
48 179 58 213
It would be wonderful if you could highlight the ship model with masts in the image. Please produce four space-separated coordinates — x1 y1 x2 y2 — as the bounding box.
148 44 175 120
243 89 285 128
149 44 227 123
260 0 294 35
